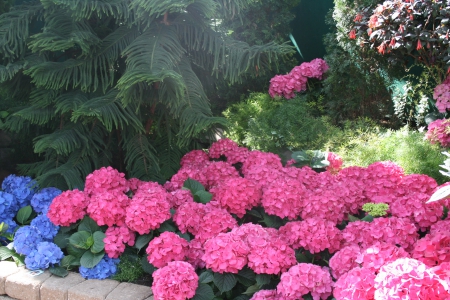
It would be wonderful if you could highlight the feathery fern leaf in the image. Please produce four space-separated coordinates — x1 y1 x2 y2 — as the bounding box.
0 61 24 83
123 132 159 180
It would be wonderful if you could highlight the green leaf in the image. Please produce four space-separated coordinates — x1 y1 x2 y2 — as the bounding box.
0 222 8 234
194 190 213 204
0 246 14 260
213 273 237 294
53 232 71 249
78 216 101 233
191 283 215 300
134 233 153 251
295 251 310 263
177 232 191 242
361 215 374 222
157 220 177 233
91 231 105 253
80 251 104 268
60 255 77 268
49 266 69 277
141 255 156 274
237 268 256 286
246 209 262 218
347 214 360 222
16 206 32 225
183 178 205 194
260 212 283 229
11 252 25 266
199 270 214 284
242 284 260 295
255 274 271 287
69 231 92 249
66 244 86 258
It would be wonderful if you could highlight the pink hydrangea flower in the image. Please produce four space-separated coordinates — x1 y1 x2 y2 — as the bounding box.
426 118 450 147
250 290 284 300
374 258 449 299
279 218 342 254
210 177 262 217
269 74 288 98
146 232 189 268
396 174 438 196
277 263 333 300
47 189 88 226
152 261 198 300
261 177 305 220
194 203 238 242
203 161 240 188
168 189 193 209
169 165 209 190
241 150 283 176
125 189 171 235
180 149 210 168
208 138 239 159
104 225 136 259
363 161 404 204
412 232 450 267
128 178 145 193
243 165 284 192
301 188 348 224
430 220 450 236
329 245 362 279
230 223 277 246
202 232 249 273
326 152 343 174
173 202 207 236
226 146 250 165
186 238 205 269
356 242 410 273
434 77 450 113
333 267 376 300
84 166 129 197
86 191 129 227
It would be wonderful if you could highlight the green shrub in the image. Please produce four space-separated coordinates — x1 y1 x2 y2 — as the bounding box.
112 255 145 283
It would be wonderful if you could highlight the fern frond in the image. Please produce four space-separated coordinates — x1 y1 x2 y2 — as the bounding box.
71 89 144 132
0 61 24 83
0 3 44 60
29 9 101 55
152 132 185 181
123 132 159 180
14 105 57 126
54 91 89 114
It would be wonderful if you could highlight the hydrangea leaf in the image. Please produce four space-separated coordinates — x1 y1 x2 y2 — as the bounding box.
66 244 86 258
49 266 68 278
213 272 237 294
242 284 260 295
78 216 101 233
80 250 104 268
199 270 214 284
0 246 14 260
141 255 155 274
91 231 105 254
347 214 360 222
60 254 77 268
237 268 256 287
69 231 91 250
183 178 205 194
53 232 71 249
157 220 177 233
16 205 32 225
194 190 212 204
191 283 214 300
134 233 153 251
255 274 271 287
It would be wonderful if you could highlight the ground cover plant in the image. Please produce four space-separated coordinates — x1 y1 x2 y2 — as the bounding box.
2 138 450 299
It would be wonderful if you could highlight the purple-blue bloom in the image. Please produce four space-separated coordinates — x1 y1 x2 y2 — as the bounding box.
2 175 38 207
30 187 62 214
30 215 59 240
79 256 120 279
13 226 43 255
0 191 16 219
1 218 18 234
24 241 63 270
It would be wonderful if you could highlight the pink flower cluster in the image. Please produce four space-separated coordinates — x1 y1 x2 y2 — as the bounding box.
47 189 88 226
426 118 450 148
269 58 329 99
146 232 189 268
104 225 135 259
84 166 129 197
434 76 450 113
412 232 450 267
152 261 198 300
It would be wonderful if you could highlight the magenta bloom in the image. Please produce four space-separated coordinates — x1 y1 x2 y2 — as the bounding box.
333 267 376 300
329 245 362 280
180 149 210 168
87 191 129 227
47 189 88 226
426 118 450 147
84 166 129 197
250 290 284 300
104 225 135 259
208 138 239 159
146 232 189 268
152 261 198 300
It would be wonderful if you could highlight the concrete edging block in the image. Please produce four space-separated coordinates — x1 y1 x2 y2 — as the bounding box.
105 282 152 300
5 268 52 300
67 279 119 300
40 272 86 300
0 261 21 295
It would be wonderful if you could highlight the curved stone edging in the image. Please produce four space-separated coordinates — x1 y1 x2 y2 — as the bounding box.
0 261 153 300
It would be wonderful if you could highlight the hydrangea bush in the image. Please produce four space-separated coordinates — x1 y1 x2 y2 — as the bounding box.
2 138 450 299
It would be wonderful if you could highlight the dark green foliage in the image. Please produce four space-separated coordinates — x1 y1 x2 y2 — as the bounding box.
0 0 293 189
113 255 145 283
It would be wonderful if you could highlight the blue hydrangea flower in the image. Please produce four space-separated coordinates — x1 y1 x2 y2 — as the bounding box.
2 218 18 234
24 241 63 270
2 175 38 207
0 191 17 219
13 226 43 255
79 256 120 279
30 215 59 240
30 187 62 214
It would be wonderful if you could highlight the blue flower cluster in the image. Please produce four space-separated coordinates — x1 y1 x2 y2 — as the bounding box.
13 226 44 255
79 256 120 279
0 191 16 219
24 241 63 270
30 187 62 214
30 215 59 240
2 175 38 207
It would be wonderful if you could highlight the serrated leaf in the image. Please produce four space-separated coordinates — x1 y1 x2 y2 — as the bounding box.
246 209 262 218
141 255 155 274
199 270 214 283
347 214 360 222
91 231 105 253
80 251 104 268
69 231 91 249
183 178 205 194
213 272 237 294
255 274 271 286
11 252 25 266
361 215 374 222
66 244 86 258
158 220 177 232
60 255 77 268
428 185 450 203
49 266 68 277
78 216 101 233
134 233 153 251
53 232 71 249
191 283 215 300
16 206 32 225
0 246 14 260
194 190 212 204
242 284 260 295
177 232 191 242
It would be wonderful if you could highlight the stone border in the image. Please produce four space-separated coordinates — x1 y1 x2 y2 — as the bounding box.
0 261 154 300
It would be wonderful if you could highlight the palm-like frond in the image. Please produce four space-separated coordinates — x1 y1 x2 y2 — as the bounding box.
0 61 24 83
122 132 159 180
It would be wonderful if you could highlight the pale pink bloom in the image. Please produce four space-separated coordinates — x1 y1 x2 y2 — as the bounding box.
426 118 450 147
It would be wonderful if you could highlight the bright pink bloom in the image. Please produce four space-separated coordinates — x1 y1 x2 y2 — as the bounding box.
426 118 450 147
47 189 88 226
146 232 189 268
84 166 129 197
250 290 284 300
241 150 283 176
104 225 136 259
333 267 376 300
87 191 129 226
152 261 198 300
356 242 410 273
412 232 450 267
169 165 209 190
277 263 333 300
363 161 404 204
180 149 210 168
203 161 240 188
168 189 193 209
208 138 239 159
186 238 205 269
326 152 343 174
434 77 450 113
329 245 362 279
